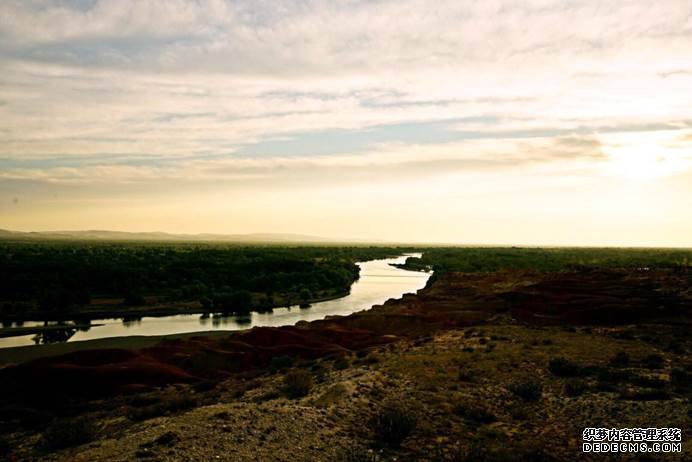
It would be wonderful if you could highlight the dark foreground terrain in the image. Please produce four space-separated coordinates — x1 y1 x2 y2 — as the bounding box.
0 249 690 461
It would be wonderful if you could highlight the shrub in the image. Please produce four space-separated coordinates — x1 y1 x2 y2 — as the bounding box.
665 340 684 354
192 379 216 392
127 394 197 421
454 402 497 424
642 354 664 370
609 352 630 368
310 362 327 382
548 357 580 377
269 355 294 372
334 356 351 370
42 416 97 450
283 370 313 398
564 379 587 397
509 379 542 401
370 402 417 447
159 394 197 412
299 288 312 303
313 383 350 408
355 353 380 366
253 389 281 403
153 431 180 447
508 403 529 421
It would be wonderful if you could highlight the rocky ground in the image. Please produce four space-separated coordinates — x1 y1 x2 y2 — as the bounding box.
1 268 690 461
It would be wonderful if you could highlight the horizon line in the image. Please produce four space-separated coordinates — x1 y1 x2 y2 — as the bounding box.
1 228 691 249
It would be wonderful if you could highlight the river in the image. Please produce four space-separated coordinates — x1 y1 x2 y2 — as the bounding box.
0 254 430 349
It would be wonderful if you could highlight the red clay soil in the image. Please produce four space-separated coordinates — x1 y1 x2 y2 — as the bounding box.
1 268 689 400
503 268 691 325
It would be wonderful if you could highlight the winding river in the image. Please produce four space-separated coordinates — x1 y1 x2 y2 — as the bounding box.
0 254 430 349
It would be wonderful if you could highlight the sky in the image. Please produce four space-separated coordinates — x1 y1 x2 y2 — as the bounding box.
1 0 691 246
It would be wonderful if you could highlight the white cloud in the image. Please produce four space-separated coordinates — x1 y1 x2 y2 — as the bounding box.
1 1 690 157
0 134 611 187
0 1 691 243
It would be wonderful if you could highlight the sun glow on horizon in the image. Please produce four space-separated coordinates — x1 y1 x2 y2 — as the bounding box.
602 131 692 181
1 1 691 246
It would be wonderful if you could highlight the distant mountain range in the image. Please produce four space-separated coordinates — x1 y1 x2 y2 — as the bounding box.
0 229 348 243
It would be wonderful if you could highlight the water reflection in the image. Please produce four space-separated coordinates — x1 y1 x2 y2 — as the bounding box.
122 316 143 327
33 327 77 344
211 315 221 327
235 315 252 325
75 321 92 332
0 254 430 349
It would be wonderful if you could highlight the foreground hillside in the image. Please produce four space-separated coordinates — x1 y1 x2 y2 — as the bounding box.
0 263 690 461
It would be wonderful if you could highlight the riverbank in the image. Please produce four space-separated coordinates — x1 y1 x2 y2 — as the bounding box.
0 254 429 352
0 289 352 324
0 323 103 339
0 290 360 363
0 330 232 366
1 267 689 461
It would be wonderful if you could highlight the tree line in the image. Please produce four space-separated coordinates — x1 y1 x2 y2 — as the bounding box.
0 241 405 320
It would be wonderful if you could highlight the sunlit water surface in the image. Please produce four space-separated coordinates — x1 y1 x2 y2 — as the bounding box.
0 254 430 348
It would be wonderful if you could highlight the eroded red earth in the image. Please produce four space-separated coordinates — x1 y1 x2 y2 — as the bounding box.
1 268 690 399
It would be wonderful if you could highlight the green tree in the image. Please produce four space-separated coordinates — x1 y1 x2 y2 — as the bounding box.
299 288 312 303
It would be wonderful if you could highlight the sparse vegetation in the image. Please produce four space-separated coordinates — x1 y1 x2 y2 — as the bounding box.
454 402 497 424
2 246 691 461
127 393 197 421
509 379 542 401
41 416 97 450
548 356 580 377
370 401 417 447
333 355 351 370
642 353 664 369
457 367 475 382
282 370 314 398
336 446 380 462
609 351 630 368
269 355 295 372
619 389 671 401
563 379 588 397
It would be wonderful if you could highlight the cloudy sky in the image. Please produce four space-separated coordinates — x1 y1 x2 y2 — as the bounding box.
1 0 691 245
